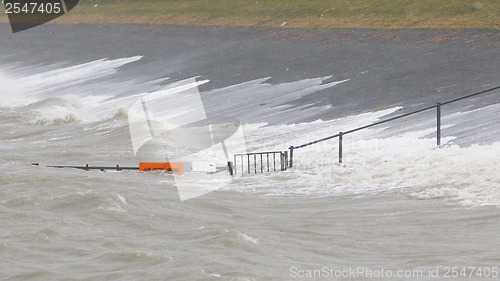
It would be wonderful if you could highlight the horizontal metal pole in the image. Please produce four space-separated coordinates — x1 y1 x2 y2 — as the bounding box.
293 105 437 149
234 151 283 156
343 104 438 135
47 165 139 170
441 85 500 106
293 133 341 149
292 85 499 150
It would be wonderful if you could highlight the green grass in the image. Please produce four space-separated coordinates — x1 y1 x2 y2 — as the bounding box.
1 0 499 29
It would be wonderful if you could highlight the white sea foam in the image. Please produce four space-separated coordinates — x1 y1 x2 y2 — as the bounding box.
0 57 142 107
233 106 500 207
0 58 348 126
237 232 259 245
117 194 127 204
1 57 498 207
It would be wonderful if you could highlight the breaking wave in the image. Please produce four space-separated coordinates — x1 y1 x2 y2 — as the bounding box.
1 56 499 207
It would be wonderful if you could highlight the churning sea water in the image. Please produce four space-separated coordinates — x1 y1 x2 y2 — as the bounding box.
1 24 499 280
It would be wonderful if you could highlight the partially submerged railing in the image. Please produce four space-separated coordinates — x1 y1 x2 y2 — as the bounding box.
288 85 500 165
230 85 499 175
233 151 288 175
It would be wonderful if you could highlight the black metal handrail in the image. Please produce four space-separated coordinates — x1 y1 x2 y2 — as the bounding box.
233 151 288 175
289 85 500 165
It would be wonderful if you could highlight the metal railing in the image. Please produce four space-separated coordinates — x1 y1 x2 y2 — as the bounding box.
288 85 500 166
229 85 499 175
233 151 288 175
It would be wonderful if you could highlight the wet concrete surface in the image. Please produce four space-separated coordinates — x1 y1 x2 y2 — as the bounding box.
1 23 498 121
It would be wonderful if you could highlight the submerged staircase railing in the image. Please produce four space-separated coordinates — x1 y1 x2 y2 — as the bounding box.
231 85 499 175
233 151 288 175
288 85 500 166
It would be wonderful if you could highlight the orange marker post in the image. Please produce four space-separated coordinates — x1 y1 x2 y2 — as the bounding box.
139 163 183 174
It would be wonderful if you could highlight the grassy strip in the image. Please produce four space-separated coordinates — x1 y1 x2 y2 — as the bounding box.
1 0 499 29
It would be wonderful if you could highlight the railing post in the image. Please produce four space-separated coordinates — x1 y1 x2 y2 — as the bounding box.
260 154 263 173
234 155 237 175
279 152 283 171
289 146 294 168
284 151 288 170
254 154 257 174
437 102 441 147
273 153 276 171
339 132 343 163
267 153 270 172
